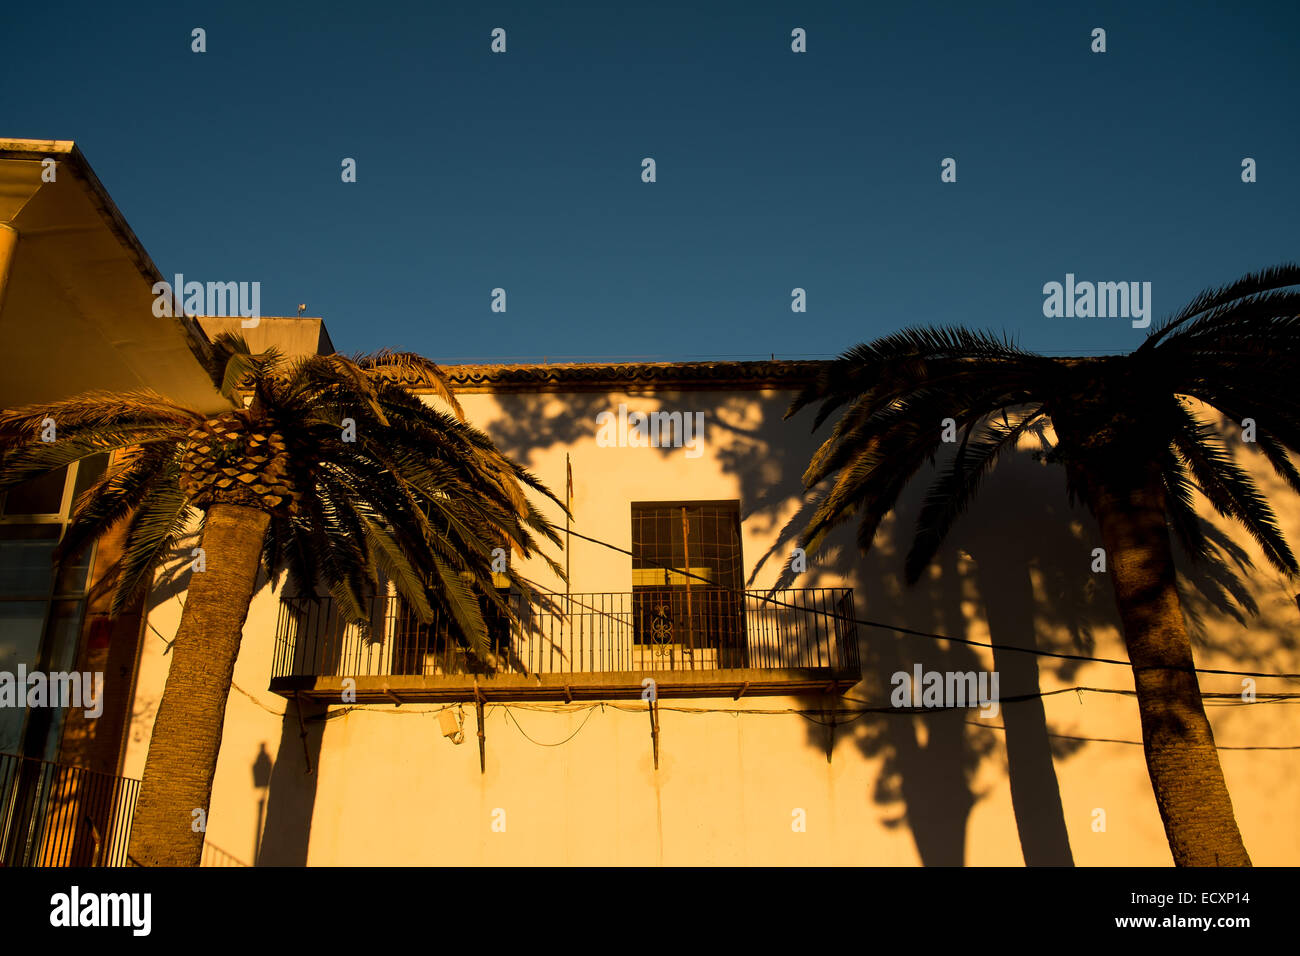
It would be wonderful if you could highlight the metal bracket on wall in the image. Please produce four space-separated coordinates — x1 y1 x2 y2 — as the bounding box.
294 692 314 775
825 705 836 765
648 697 660 770
475 683 486 774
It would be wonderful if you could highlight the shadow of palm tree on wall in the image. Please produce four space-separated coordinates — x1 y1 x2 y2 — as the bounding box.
726 396 1088 865
471 388 1091 864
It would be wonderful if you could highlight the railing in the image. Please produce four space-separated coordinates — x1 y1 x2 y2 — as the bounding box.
201 842 250 867
273 587 860 680
0 752 139 867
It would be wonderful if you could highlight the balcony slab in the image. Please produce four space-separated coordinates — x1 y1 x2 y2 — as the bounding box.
268 667 861 704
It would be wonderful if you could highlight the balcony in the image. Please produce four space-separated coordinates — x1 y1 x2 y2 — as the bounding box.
0 752 138 867
270 587 861 702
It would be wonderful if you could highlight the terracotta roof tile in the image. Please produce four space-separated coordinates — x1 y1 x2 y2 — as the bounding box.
378 359 830 393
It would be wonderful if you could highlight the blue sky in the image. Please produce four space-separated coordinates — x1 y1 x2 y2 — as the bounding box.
4 0 1296 362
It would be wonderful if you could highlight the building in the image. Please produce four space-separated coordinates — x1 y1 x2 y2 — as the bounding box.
2 140 1297 866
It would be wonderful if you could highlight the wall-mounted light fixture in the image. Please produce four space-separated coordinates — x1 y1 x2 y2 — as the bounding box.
439 705 465 745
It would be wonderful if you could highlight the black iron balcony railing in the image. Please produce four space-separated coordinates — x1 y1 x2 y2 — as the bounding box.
0 752 139 867
272 587 859 689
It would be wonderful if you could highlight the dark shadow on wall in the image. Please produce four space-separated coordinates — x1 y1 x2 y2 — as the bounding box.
477 390 1012 863
719 395 1097 865
760 398 1289 866
778 504 1011 865
754 424 1111 866
841 543 1000 866
252 742 273 860
476 389 1092 865
255 697 325 866
974 554 1077 866
957 448 1090 866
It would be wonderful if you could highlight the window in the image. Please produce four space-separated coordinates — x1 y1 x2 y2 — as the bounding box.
630 501 747 667
0 456 107 758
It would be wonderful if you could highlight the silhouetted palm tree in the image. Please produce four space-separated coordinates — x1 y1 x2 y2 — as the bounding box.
786 264 1300 866
0 336 563 866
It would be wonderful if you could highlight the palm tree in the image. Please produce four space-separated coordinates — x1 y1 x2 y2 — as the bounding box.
0 336 564 866
786 265 1300 866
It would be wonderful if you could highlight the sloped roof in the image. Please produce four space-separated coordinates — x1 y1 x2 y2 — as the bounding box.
0 139 229 412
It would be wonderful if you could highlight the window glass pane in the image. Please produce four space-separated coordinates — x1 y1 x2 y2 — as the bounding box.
36 600 86 761
0 601 48 753
71 454 109 511
0 702 28 754
1 467 67 516
0 601 47 670
0 525 61 599
54 544 94 597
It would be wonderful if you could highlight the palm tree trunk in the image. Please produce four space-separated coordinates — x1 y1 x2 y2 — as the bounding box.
128 502 270 866
1090 470 1251 866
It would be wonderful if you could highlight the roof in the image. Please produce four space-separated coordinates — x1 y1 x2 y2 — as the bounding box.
0 139 228 411
419 359 830 394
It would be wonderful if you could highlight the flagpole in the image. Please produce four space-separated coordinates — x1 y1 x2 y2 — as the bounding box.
565 453 573 672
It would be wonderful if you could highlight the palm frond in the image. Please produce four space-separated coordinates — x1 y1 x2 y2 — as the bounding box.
363 351 465 419
1170 407 1298 575
112 473 197 615
1140 263 1300 352
430 553 490 658
59 444 177 562
0 393 199 443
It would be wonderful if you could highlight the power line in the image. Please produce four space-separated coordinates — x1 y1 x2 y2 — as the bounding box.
498 696 1300 751
563 527 1300 682
966 719 1300 751
501 704 598 747
839 686 1300 708
229 679 287 717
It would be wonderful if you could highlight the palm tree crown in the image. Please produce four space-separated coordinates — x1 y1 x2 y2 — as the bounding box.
0 334 564 659
786 263 1300 866
789 264 1300 586
1 335 566 866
